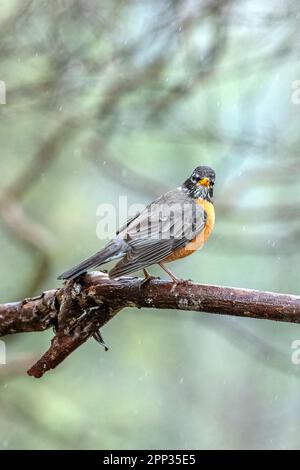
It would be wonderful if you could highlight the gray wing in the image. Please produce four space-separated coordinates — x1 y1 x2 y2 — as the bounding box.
116 212 141 236
110 189 206 278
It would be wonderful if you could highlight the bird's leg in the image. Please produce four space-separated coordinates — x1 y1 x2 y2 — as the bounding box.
159 262 182 283
141 268 160 286
93 329 109 351
143 268 153 279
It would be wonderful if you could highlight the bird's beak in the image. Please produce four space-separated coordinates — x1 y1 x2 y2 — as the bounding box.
197 177 210 187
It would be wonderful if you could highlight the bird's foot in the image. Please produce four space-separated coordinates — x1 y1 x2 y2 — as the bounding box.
141 269 160 286
178 278 193 285
141 275 161 287
168 276 193 285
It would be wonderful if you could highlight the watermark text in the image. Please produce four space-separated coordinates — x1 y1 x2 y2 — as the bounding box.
0 340 6 365
0 80 6 104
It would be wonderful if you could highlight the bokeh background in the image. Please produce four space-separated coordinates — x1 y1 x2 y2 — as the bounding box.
1 0 300 450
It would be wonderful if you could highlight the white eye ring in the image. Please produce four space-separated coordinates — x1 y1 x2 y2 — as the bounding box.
191 175 198 184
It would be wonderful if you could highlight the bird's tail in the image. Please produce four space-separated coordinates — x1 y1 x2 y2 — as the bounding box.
57 241 124 280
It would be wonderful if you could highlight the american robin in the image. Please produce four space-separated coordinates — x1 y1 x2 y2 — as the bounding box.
58 166 215 283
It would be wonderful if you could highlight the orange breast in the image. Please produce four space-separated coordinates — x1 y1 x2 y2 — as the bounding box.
164 199 215 263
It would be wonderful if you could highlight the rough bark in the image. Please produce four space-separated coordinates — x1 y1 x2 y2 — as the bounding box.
0 272 299 378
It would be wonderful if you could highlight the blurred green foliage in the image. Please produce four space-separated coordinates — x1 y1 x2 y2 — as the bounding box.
0 0 300 450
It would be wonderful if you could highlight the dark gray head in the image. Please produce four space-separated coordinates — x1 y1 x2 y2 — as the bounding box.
183 166 216 201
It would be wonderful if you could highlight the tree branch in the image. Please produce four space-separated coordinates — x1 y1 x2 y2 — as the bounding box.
0 272 299 378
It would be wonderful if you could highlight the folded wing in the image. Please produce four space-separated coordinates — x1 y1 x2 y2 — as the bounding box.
110 189 206 278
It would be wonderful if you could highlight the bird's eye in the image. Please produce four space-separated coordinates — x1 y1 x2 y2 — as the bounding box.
191 175 198 184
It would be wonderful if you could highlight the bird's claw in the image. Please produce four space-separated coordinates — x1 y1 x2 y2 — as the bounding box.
141 275 160 287
170 277 192 285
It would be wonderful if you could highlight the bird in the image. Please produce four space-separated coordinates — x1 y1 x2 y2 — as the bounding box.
58 166 215 283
